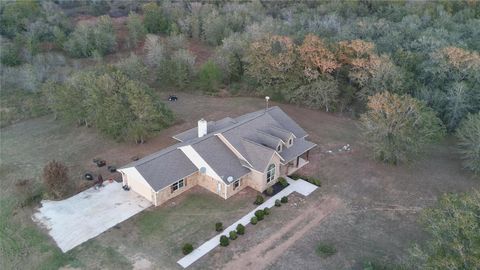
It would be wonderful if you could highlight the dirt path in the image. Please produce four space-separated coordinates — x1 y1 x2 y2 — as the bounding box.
221 195 343 270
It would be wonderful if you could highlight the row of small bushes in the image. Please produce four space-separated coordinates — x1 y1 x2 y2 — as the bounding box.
289 174 322 187
183 194 291 253
220 223 246 246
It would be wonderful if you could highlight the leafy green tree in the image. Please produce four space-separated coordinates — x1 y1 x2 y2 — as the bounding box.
161 49 196 87
360 92 445 164
285 77 339 112
126 12 146 49
0 41 23 66
64 16 116 58
214 33 247 83
197 60 222 93
116 53 148 82
0 0 41 38
143 2 170 34
202 10 230 46
456 113 480 175
410 190 480 269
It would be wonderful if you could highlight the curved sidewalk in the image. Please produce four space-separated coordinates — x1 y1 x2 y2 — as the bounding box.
177 177 317 268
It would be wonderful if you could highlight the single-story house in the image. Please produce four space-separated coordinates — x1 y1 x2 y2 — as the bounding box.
118 106 316 206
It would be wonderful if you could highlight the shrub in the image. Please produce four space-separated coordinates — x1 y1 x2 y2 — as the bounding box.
278 177 288 187
220 235 229 246
281 196 288 203
316 243 337 258
236 224 245 235
229 230 237 240
254 210 265 221
197 60 222 93
263 207 270 215
275 199 281 207
266 187 274 196
254 195 264 205
182 243 193 255
43 160 70 199
215 222 223 232
250 216 258 225
309 178 322 187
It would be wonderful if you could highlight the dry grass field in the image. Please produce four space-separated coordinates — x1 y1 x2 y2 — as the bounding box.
1 92 478 270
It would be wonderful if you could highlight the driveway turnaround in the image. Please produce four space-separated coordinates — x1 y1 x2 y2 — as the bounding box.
177 178 317 268
32 181 151 252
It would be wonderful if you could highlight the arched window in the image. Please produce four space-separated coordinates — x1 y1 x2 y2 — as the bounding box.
266 164 275 183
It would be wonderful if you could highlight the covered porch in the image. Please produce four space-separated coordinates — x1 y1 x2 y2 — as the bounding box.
284 150 311 176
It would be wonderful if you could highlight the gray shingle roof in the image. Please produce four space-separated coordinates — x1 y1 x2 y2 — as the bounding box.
241 139 277 172
173 117 236 142
191 136 250 183
134 148 198 191
279 138 316 163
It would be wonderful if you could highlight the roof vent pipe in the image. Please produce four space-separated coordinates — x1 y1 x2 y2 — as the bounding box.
198 119 207 138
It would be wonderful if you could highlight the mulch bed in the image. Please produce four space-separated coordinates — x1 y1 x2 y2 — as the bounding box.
262 182 289 197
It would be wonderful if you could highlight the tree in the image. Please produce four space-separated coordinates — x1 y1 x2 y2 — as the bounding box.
202 10 229 46
43 160 70 199
144 35 165 68
298 34 340 81
161 49 196 87
214 33 247 83
46 67 174 142
64 16 116 58
246 35 300 87
456 113 480 175
360 92 445 164
116 53 148 82
197 60 222 93
126 12 146 49
410 190 480 269
143 2 170 34
285 76 339 112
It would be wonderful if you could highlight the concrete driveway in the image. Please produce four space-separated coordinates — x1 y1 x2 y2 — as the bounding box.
32 181 151 252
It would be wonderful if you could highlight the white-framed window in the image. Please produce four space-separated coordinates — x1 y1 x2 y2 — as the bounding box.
277 144 282 152
233 179 240 189
266 164 275 183
289 138 293 146
171 179 185 192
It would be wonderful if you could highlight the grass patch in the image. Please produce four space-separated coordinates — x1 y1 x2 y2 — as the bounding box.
362 259 406 270
316 242 337 258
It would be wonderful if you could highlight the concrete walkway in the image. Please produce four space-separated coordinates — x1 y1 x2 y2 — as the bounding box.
177 178 317 268
32 181 151 252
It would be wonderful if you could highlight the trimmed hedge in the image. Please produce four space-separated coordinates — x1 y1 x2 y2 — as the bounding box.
220 235 229 246
254 210 265 220
281 196 288 203
182 243 193 255
263 207 270 215
278 177 288 187
266 186 274 196
229 230 238 240
290 174 321 186
251 216 258 225
254 194 264 205
275 199 281 207
236 223 245 235
215 222 223 232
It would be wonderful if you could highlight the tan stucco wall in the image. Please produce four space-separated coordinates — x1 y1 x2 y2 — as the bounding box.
120 170 155 203
225 176 249 198
154 173 199 206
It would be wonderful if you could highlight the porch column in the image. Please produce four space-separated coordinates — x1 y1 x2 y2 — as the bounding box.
296 156 300 167
306 150 310 161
